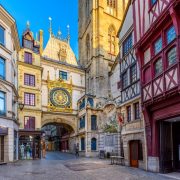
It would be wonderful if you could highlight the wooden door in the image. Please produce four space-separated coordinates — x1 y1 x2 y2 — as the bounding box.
130 141 139 168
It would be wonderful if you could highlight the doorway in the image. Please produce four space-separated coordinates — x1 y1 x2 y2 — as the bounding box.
0 136 4 162
160 120 180 173
130 140 139 168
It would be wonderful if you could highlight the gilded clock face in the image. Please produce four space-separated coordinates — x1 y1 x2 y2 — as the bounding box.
50 88 71 108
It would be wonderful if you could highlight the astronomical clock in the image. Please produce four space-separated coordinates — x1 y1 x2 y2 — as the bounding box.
47 78 72 113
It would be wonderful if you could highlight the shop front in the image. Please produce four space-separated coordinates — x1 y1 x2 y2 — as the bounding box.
19 130 42 160
159 119 180 173
144 95 180 173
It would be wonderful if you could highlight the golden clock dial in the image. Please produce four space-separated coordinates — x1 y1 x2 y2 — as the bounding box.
50 88 71 108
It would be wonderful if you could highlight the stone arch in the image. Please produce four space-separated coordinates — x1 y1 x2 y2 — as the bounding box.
41 118 76 133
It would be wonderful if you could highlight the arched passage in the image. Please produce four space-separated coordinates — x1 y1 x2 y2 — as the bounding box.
42 122 75 153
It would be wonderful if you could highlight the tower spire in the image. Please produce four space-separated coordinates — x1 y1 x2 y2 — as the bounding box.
57 27 62 39
48 17 53 37
26 20 30 29
67 25 70 44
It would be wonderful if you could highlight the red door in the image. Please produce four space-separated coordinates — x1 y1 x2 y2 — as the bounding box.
130 141 139 168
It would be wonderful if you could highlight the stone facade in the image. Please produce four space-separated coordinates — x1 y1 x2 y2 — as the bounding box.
78 0 128 98
0 5 20 162
18 28 42 131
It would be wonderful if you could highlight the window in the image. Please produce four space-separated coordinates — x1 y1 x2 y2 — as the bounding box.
122 72 128 89
167 47 177 67
91 115 97 130
24 116 35 130
86 34 90 62
24 74 35 86
59 71 68 80
134 102 140 120
144 67 151 83
127 106 131 122
24 39 33 49
0 91 5 115
24 93 35 106
0 25 5 46
80 98 85 110
24 52 32 64
130 64 137 83
154 58 163 76
0 57 5 80
151 0 157 6
107 0 116 16
81 137 85 151
166 26 176 44
87 97 94 107
108 26 116 55
123 34 132 56
79 116 85 129
154 38 162 55
91 138 97 151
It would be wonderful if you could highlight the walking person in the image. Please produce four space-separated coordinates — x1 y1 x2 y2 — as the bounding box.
75 144 79 158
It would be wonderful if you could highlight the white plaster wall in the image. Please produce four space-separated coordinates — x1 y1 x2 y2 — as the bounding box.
119 4 133 40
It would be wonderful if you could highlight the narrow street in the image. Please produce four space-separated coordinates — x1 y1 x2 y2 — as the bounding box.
0 152 175 180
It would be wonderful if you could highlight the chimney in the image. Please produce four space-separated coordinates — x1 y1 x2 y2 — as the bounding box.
39 30 43 55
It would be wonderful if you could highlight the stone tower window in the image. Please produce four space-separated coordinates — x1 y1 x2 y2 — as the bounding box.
108 25 116 55
86 0 90 18
86 34 90 62
107 0 117 16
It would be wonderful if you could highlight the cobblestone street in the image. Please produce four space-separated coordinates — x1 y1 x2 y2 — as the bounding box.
0 152 177 180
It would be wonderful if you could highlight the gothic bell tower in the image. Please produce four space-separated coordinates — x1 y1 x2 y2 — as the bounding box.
78 0 128 99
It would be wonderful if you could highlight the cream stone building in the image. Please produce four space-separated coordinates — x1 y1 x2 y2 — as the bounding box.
41 28 85 152
18 24 43 160
0 5 20 163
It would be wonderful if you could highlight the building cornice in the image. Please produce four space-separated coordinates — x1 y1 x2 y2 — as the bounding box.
17 61 43 71
0 78 18 97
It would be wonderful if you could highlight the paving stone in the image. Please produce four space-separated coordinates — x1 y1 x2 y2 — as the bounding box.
0 152 174 180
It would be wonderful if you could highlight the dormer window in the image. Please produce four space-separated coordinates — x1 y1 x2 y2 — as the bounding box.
24 39 33 50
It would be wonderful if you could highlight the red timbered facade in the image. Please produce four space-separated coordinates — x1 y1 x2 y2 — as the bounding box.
133 0 180 173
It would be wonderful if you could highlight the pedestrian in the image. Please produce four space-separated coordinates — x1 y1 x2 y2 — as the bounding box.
75 144 79 157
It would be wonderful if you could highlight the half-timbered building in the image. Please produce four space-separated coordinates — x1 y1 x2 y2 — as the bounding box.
118 1 146 170
133 0 180 173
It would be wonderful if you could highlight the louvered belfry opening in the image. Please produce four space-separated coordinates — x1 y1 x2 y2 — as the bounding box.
159 120 180 173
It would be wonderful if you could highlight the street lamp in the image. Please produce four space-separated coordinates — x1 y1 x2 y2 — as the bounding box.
19 102 24 111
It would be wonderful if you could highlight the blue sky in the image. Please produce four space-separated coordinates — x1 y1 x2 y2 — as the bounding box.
0 0 79 58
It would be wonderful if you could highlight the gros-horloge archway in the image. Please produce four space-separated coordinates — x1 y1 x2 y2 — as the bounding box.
41 116 77 153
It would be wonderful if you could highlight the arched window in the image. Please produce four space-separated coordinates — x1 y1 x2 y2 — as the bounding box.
108 25 116 55
86 34 90 62
91 138 97 151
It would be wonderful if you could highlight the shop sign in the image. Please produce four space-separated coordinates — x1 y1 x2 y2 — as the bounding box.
0 126 8 135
